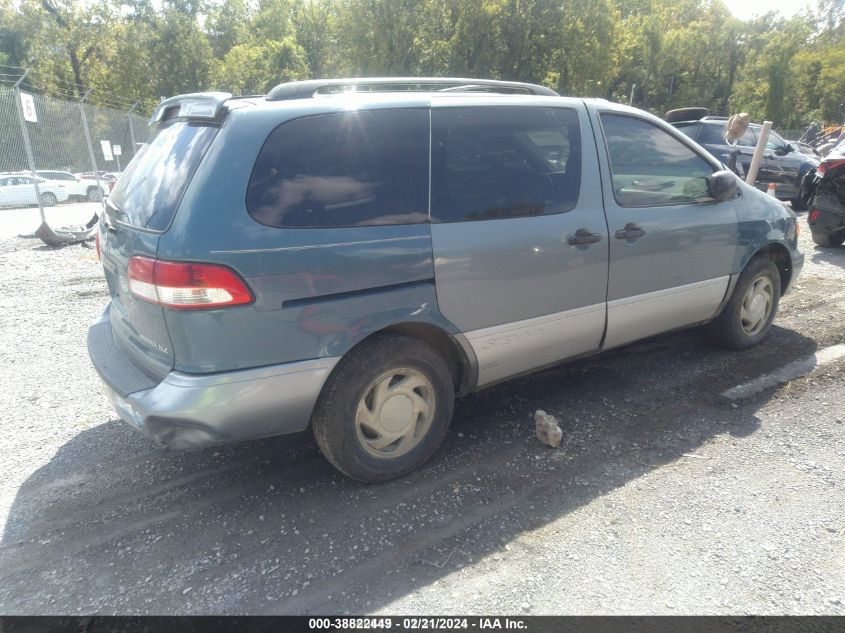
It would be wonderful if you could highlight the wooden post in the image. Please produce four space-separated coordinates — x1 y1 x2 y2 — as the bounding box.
745 120 772 186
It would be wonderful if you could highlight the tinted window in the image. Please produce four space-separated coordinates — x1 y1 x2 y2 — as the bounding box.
672 122 700 138
107 121 217 231
698 123 756 147
765 131 788 151
38 171 71 180
431 107 581 223
247 109 429 228
601 114 716 207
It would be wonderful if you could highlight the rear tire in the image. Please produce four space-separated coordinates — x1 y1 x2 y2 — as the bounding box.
706 257 781 351
312 334 455 482
87 186 103 202
40 192 57 207
811 229 845 247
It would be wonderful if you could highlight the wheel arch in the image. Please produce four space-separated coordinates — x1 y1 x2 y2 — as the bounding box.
374 322 476 396
745 241 793 296
325 322 478 398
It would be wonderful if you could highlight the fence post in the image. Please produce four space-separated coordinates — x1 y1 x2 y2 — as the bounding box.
127 100 139 160
12 70 46 226
78 89 105 211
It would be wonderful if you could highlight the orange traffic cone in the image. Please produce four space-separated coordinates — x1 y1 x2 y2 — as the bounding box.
767 183 777 197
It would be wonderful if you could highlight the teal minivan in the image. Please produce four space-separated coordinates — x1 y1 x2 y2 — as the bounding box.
88 78 803 482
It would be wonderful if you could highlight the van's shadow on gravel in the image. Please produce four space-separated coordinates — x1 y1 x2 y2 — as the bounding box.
0 325 817 614
810 244 845 268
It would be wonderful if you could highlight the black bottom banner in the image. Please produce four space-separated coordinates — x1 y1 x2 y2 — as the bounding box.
1 616 844 633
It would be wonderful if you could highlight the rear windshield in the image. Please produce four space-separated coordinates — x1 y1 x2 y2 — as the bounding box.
107 121 217 231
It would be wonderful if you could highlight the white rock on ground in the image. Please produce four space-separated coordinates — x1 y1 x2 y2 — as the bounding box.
534 410 562 448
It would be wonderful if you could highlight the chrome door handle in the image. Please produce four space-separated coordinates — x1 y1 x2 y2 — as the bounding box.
615 223 645 240
567 229 602 246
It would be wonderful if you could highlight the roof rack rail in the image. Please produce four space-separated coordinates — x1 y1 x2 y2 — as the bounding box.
265 77 558 101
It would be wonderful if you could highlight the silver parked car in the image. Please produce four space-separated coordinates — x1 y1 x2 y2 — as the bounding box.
35 170 109 201
0 173 71 207
88 78 803 482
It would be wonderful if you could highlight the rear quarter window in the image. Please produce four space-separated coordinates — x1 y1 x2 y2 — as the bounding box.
430 106 581 223
246 109 430 228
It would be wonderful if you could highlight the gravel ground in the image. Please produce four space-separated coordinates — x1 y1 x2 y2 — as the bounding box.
0 206 843 615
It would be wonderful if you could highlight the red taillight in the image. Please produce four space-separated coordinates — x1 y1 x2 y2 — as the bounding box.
127 256 253 309
817 158 845 178
810 209 821 221
95 229 101 261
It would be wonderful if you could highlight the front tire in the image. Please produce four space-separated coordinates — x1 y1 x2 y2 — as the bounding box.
312 334 455 482
87 186 103 202
706 257 781 350
40 192 57 207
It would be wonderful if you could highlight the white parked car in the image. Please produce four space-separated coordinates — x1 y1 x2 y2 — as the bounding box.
35 170 108 201
0 174 71 207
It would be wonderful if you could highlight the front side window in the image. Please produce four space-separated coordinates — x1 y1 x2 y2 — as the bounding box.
600 114 716 207
765 131 788 152
430 106 581 223
247 109 429 228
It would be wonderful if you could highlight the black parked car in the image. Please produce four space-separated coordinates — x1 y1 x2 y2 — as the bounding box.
808 137 845 246
671 116 818 210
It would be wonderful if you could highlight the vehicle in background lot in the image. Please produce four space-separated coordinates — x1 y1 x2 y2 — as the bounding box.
35 170 108 201
88 79 803 482
787 139 819 156
671 115 818 210
0 173 71 207
808 137 845 247
77 172 118 194
797 116 845 157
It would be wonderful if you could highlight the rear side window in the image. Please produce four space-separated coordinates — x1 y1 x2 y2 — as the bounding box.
431 107 581 223
600 114 715 207
107 121 217 231
672 122 700 139
698 122 757 147
247 109 429 228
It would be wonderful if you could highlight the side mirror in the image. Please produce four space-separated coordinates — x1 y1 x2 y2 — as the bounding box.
785 143 795 154
706 170 739 202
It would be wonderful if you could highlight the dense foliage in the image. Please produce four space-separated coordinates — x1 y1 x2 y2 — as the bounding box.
0 0 843 128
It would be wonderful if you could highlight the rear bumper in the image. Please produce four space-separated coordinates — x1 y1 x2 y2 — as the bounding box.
809 190 845 233
88 308 339 449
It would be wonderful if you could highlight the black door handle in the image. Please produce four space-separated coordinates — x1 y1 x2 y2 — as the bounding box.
567 228 602 246
615 223 645 240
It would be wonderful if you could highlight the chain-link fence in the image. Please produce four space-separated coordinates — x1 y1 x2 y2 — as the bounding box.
0 66 154 244
777 129 806 141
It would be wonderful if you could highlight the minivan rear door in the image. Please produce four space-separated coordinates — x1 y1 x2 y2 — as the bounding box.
429 99 609 387
99 120 218 379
